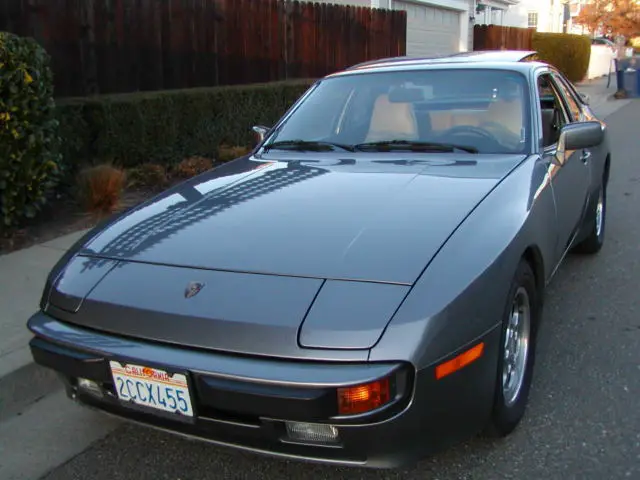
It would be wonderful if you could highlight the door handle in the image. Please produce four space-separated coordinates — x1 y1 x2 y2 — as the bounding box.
581 150 592 164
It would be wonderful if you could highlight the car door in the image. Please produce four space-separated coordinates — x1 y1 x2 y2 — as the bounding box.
536 72 591 261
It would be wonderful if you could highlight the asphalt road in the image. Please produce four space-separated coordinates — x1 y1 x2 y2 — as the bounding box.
42 102 640 480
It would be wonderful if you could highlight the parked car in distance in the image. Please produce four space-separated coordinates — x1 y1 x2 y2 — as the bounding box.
592 37 615 47
28 51 610 469
591 36 617 54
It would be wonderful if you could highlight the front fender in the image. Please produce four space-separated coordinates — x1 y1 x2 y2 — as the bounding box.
39 205 140 311
369 155 557 369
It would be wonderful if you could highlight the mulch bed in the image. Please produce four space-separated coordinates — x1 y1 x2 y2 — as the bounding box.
0 187 157 256
0 155 231 256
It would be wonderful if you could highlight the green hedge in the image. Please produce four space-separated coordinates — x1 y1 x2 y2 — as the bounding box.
0 32 62 227
56 80 315 172
532 32 592 83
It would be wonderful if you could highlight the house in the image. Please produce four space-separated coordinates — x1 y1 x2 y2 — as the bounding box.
311 0 520 56
473 0 521 27
499 0 568 33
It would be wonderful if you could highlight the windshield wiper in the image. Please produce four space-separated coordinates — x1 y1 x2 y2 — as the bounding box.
263 140 355 152
354 140 478 154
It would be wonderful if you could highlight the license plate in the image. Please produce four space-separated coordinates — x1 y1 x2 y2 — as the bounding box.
109 361 194 417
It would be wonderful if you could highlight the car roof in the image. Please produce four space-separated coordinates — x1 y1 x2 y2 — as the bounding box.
327 50 544 78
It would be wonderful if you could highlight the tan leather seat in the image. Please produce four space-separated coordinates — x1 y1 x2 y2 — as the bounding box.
365 94 419 142
484 96 524 139
541 108 555 146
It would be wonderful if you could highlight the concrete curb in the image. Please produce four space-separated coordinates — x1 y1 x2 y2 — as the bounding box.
0 360 62 423
0 229 91 424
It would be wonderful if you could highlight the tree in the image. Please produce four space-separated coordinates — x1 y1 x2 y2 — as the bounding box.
574 0 640 38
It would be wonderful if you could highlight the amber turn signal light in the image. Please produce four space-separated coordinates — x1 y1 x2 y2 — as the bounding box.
435 342 485 380
337 377 392 415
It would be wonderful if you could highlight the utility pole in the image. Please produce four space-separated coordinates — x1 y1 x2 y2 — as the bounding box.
561 0 571 34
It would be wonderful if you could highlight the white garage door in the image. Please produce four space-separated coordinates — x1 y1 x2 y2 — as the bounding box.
394 1 462 57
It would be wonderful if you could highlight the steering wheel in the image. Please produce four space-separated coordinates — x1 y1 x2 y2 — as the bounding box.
481 121 511 132
438 125 505 151
441 125 499 142
480 121 523 145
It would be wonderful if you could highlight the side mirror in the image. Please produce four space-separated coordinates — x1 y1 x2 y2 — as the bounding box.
252 125 270 143
578 92 590 105
561 121 604 150
554 121 604 164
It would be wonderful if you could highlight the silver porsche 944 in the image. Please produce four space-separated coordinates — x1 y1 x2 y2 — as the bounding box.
28 51 610 469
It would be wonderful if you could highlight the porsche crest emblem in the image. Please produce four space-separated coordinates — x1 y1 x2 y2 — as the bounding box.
184 281 205 299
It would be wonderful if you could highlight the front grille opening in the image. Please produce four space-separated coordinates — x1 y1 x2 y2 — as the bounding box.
197 405 262 427
102 380 117 396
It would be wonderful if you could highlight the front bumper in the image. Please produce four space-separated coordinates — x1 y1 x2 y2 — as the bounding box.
27 312 500 469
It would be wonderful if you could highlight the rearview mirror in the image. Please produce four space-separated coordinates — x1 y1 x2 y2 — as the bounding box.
388 87 425 103
560 121 604 150
252 125 270 142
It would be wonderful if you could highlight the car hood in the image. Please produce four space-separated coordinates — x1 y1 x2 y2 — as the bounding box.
46 153 527 355
78 153 526 285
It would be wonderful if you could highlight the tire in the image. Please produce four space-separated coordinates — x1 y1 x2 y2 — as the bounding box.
573 181 606 255
485 259 540 438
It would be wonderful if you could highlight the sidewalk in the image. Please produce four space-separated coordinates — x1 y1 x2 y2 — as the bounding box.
575 74 632 119
0 229 89 421
0 229 89 379
0 77 636 418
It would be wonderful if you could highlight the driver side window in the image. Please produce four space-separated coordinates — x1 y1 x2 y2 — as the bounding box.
552 73 584 122
537 74 569 148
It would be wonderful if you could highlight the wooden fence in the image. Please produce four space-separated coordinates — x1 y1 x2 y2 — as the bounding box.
0 0 407 98
473 25 534 51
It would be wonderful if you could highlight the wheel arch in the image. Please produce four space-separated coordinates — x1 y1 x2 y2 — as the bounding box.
604 153 611 185
521 245 545 302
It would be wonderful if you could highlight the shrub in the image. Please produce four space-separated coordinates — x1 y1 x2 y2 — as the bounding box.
128 163 168 190
55 80 314 172
173 156 214 179
76 164 126 214
217 144 253 163
0 32 62 227
532 33 592 83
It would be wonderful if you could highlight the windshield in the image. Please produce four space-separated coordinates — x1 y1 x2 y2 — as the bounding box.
264 68 531 155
